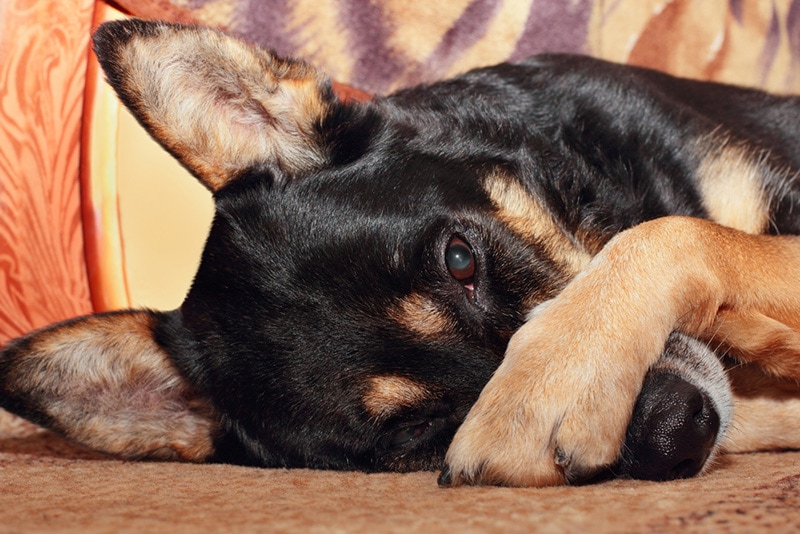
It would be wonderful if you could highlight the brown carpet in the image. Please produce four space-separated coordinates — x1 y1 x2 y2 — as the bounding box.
2 416 799 533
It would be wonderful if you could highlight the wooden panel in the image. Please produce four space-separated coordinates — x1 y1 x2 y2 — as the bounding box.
116 107 215 311
81 1 132 312
81 2 216 312
0 0 96 343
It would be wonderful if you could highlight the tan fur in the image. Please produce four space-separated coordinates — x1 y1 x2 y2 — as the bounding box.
9 312 217 461
484 171 591 277
707 309 800 378
116 23 331 190
696 139 769 234
724 394 800 452
445 217 800 486
722 365 800 453
390 292 456 340
363 375 431 418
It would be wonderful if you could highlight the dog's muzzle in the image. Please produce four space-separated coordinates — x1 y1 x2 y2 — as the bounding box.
617 371 721 481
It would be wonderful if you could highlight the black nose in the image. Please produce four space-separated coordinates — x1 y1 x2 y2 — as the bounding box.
618 371 720 481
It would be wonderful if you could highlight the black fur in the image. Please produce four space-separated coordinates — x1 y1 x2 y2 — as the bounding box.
5 21 800 480
161 56 799 470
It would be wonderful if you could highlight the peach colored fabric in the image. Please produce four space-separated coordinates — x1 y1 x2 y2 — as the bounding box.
0 0 95 344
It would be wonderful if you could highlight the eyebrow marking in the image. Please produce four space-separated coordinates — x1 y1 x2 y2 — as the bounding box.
363 375 431 417
390 292 455 339
483 170 592 275
695 140 769 234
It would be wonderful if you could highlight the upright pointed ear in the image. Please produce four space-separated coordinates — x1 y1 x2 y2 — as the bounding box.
0 311 218 461
92 19 335 191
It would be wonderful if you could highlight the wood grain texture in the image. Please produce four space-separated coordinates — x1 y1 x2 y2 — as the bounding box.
0 0 96 344
81 1 132 312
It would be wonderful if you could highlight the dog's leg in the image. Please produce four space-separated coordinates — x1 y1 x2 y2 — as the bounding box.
706 309 800 378
724 392 800 454
721 363 800 454
441 216 800 487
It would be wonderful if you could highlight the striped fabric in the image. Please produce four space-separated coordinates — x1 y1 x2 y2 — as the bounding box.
164 0 800 94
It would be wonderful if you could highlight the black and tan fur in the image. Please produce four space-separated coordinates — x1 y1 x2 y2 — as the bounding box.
3 20 800 485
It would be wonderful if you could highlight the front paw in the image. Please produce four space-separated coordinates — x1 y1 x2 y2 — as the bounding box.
440 315 643 487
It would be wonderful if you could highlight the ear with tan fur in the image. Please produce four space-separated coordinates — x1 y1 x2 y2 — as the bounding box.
0 310 218 461
92 19 336 191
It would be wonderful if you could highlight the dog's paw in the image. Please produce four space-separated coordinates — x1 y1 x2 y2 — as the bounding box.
440 299 651 487
439 220 704 487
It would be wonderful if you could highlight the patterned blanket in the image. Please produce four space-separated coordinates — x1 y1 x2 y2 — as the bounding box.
118 0 800 95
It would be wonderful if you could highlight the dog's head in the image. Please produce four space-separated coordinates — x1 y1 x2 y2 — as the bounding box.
1 21 734 479
0 20 577 471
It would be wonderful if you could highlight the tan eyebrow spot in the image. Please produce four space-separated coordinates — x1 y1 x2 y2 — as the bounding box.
363 375 430 417
390 292 455 339
695 139 769 234
483 170 592 275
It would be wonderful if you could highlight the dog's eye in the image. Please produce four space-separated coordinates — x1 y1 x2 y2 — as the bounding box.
445 237 475 284
391 421 432 447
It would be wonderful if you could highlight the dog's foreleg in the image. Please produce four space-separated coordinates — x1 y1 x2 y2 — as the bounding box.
721 363 800 454
441 216 800 487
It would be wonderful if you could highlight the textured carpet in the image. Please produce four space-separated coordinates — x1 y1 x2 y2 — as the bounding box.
2 418 799 533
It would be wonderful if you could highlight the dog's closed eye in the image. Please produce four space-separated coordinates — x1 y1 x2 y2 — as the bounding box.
390 420 433 447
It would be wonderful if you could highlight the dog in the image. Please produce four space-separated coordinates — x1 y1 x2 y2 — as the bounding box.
2 19 800 487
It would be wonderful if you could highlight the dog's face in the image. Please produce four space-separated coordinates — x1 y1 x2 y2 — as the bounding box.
0 20 568 471
177 145 569 470
0 20 729 478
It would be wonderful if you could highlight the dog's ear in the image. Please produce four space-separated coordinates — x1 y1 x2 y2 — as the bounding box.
92 19 335 191
0 311 218 461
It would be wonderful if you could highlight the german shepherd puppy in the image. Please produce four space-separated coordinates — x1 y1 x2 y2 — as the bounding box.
2 20 800 487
